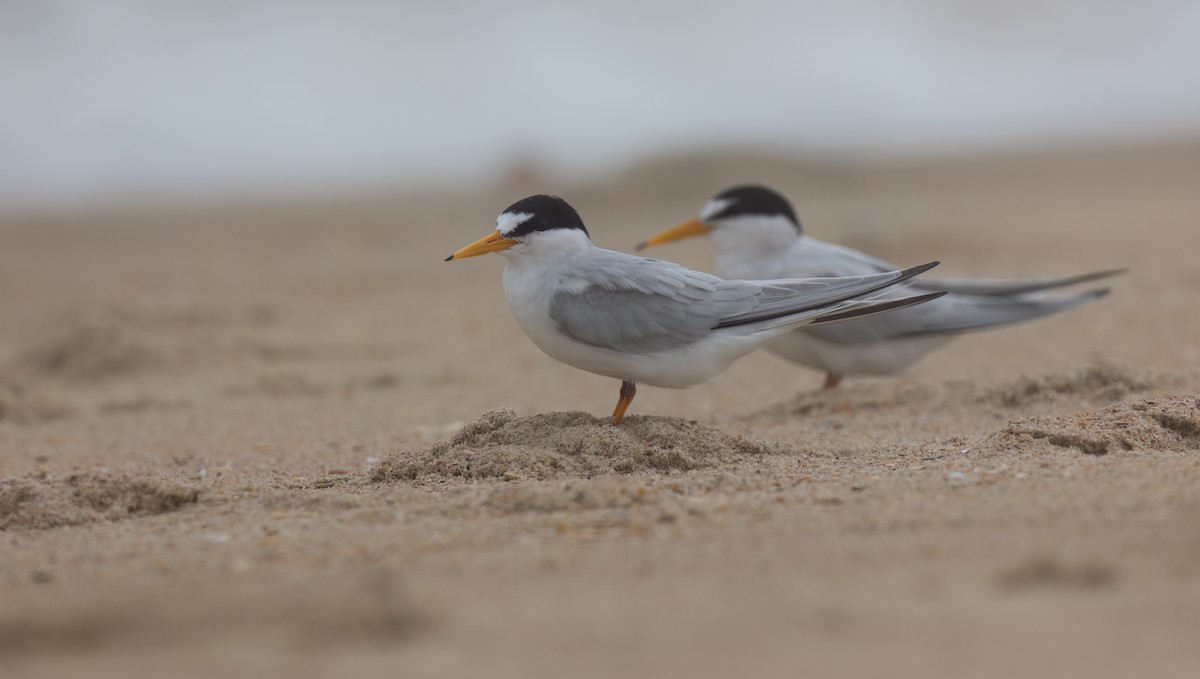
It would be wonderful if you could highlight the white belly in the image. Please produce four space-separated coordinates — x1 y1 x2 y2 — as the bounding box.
766 330 954 377
519 318 779 389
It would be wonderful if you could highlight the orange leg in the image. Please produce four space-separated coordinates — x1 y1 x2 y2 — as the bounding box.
821 373 843 390
611 380 637 425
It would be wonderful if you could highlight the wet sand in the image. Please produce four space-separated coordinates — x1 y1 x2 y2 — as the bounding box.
2 142 1200 678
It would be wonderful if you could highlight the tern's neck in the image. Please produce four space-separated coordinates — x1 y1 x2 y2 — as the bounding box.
710 216 800 275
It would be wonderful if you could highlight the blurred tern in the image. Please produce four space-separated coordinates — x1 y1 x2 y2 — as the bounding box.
637 185 1124 389
446 194 945 423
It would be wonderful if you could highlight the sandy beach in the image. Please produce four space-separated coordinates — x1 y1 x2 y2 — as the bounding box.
2 142 1199 678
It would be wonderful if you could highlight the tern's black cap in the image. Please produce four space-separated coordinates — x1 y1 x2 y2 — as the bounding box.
708 185 801 232
499 195 589 238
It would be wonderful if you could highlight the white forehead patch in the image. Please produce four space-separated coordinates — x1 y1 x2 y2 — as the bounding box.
699 198 734 223
496 211 534 236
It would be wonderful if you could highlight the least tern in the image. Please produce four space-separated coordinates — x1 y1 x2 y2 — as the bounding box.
638 185 1123 389
447 194 945 423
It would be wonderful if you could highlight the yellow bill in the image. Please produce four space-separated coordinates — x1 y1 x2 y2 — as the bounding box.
634 218 714 251
445 231 518 261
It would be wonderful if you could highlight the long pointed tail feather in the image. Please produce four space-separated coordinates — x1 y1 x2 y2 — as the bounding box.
922 268 1126 297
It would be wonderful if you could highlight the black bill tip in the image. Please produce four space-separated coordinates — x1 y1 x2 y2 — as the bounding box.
632 240 648 252
443 254 454 262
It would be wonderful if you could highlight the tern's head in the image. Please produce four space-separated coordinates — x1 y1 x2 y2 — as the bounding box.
636 185 802 254
445 195 591 261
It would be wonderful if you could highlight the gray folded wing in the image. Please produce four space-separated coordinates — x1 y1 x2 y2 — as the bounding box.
799 240 1125 298
548 250 936 354
782 238 1122 344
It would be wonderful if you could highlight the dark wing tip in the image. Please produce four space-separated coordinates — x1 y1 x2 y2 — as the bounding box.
809 290 947 325
891 290 949 307
896 260 940 281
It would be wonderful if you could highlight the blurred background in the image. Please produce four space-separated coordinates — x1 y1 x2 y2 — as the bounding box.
3 0 1200 215
5 5 1200 676
3 0 1199 420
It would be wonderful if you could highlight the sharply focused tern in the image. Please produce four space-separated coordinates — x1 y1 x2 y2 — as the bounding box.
446 194 945 423
637 185 1124 389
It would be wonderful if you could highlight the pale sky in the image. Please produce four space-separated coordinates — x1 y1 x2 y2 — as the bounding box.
2 0 1199 213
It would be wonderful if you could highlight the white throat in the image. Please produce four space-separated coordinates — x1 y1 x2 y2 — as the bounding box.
709 215 799 254
708 215 801 280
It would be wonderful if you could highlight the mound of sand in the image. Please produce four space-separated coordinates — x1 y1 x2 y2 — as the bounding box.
371 409 777 483
1002 395 1200 456
761 362 1151 419
0 473 200 530
976 362 1152 408
0 381 74 423
21 316 161 381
